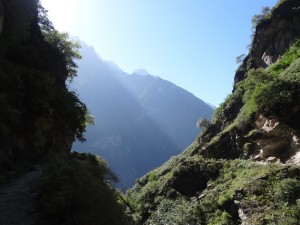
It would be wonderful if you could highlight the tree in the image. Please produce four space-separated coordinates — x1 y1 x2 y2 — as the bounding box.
236 54 245 64
251 7 271 30
38 3 81 80
196 117 211 129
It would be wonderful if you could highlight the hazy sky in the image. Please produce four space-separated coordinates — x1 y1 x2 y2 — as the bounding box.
40 0 278 106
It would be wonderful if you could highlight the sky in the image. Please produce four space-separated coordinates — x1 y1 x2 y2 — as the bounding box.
40 0 278 106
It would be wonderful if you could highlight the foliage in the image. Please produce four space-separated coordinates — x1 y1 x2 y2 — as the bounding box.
235 54 246 64
274 178 300 204
43 31 81 80
38 3 82 80
251 7 272 30
146 198 204 225
38 152 135 225
268 39 300 76
127 154 223 224
129 156 300 224
234 39 300 126
196 117 211 129
0 0 88 169
254 79 300 117
235 68 274 126
212 90 242 125
127 3 300 225
274 0 289 9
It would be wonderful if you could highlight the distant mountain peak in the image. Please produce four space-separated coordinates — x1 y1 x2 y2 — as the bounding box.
132 69 150 76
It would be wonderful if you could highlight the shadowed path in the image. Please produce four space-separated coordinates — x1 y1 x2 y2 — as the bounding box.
0 164 45 225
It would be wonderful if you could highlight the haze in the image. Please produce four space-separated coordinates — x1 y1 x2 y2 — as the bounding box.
40 0 277 106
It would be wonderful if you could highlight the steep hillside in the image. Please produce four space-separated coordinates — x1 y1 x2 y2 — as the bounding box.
127 1 300 224
72 42 213 187
119 70 213 150
0 1 134 224
0 0 86 166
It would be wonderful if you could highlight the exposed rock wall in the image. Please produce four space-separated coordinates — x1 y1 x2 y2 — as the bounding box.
253 115 300 163
234 0 300 85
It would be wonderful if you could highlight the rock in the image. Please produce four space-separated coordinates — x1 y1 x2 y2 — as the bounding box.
255 115 267 129
254 115 300 162
238 208 248 225
198 193 205 200
266 156 278 163
261 52 273 66
234 0 300 86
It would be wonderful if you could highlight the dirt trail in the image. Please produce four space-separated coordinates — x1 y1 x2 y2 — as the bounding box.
0 164 45 225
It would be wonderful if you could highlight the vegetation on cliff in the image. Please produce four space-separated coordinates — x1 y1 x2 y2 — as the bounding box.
0 0 87 165
38 152 134 225
127 1 300 224
0 1 134 224
1 0 300 224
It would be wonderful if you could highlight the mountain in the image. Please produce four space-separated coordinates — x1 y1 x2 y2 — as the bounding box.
127 1 300 224
72 42 214 187
0 1 134 224
5 0 300 224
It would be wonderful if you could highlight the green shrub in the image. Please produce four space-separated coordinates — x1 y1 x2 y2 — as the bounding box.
254 80 300 116
251 7 272 30
269 39 300 76
275 178 300 204
213 91 242 124
38 152 135 225
147 170 157 182
145 198 204 225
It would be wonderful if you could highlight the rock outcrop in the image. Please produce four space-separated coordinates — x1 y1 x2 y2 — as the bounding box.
127 2 300 224
253 115 300 163
234 0 300 85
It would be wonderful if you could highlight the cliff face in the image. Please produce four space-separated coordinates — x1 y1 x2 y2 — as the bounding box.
235 0 300 84
0 0 87 162
201 0 300 164
127 1 300 224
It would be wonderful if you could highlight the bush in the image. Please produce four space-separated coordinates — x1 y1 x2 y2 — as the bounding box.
38 152 135 225
145 198 204 225
254 80 300 117
275 178 300 204
251 7 271 30
269 39 300 76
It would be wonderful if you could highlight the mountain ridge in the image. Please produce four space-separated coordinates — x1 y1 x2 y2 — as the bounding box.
72 41 214 187
127 1 300 224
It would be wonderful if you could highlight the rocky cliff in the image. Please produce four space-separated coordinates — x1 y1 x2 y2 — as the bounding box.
0 2 134 225
235 0 300 84
127 1 300 224
0 0 87 162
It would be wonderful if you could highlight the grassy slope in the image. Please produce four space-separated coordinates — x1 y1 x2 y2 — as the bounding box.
127 3 300 224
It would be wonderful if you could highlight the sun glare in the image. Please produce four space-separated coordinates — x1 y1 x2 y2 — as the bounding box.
39 0 80 32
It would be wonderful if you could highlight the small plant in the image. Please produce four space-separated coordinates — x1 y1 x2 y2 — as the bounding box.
251 7 272 30
236 54 246 64
196 117 211 130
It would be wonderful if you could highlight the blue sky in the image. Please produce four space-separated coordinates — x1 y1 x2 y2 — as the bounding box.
40 0 278 106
